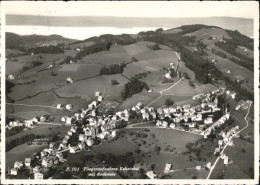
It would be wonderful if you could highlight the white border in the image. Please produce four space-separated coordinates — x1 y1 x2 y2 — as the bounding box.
1 1 259 184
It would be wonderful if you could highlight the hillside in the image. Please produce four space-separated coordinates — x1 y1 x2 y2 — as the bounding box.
6 32 77 51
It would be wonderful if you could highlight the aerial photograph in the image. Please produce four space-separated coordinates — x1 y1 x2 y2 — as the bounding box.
2 1 258 183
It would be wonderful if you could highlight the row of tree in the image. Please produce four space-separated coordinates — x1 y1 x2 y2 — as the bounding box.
74 41 112 60
99 63 126 75
27 45 64 54
6 134 36 152
121 78 149 100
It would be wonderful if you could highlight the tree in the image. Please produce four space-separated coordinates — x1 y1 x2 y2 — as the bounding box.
111 80 119 85
165 98 174 106
188 80 195 88
131 57 138 62
50 71 57 76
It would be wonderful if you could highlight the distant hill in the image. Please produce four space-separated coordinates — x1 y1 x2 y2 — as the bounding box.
6 15 253 38
6 32 77 51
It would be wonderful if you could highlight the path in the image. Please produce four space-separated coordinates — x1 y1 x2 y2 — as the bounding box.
6 103 60 110
206 101 252 179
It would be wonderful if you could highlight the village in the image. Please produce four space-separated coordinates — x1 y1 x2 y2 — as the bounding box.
6 82 252 180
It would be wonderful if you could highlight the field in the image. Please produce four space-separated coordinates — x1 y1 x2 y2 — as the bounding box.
93 138 137 155
120 127 206 179
6 61 25 75
55 75 125 102
6 124 70 142
82 45 132 65
209 138 253 179
236 46 253 59
68 41 95 49
115 91 159 111
6 49 24 57
8 78 62 101
55 63 102 81
185 27 231 40
205 45 253 86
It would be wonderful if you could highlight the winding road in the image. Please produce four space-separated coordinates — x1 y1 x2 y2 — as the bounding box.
206 101 252 179
146 52 183 107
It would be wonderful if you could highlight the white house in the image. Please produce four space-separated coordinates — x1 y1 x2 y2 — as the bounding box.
169 123 175 129
8 75 15 80
95 91 101 97
97 96 103 102
86 139 94 147
195 166 201 170
14 161 23 169
206 162 212 169
34 172 44 180
69 147 77 153
66 117 73 125
61 116 66 122
10 168 18 176
111 130 117 137
146 171 157 179
66 104 72 110
165 72 171 79
24 158 31 167
204 117 213 124
230 92 236 99
57 104 63 109
162 121 168 128
164 164 172 173
156 120 162 126
66 77 74 84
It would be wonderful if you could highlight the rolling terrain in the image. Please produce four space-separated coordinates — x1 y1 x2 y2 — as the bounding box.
5 24 255 179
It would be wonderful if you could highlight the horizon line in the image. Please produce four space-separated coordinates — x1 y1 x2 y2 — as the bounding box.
5 14 254 20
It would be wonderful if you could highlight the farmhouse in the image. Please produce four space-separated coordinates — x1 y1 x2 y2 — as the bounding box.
8 74 15 80
66 77 74 84
66 104 73 110
14 161 23 169
164 163 172 173
24 158 31 167
146 171 157 179
57 104 63 109
34 172 44 180
10 168 18 176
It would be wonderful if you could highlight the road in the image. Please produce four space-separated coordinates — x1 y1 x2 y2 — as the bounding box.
125 125 203 136
206 101 252 179
146 52 184 107
146 77 183 107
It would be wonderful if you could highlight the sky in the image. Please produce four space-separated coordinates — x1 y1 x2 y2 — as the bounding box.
3 1 258 19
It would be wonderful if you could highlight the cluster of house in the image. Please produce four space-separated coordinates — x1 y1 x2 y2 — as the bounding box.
60 93 103 125
154 94 221 133
164 60 180 79
6 116 49 130
146 161 213 179
57 103 73 111
212 125 239 165
203 112 230 138
10 143 67 179
235 99 251 111
226 90 236 99
193 88 225 100
31 138 49 146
